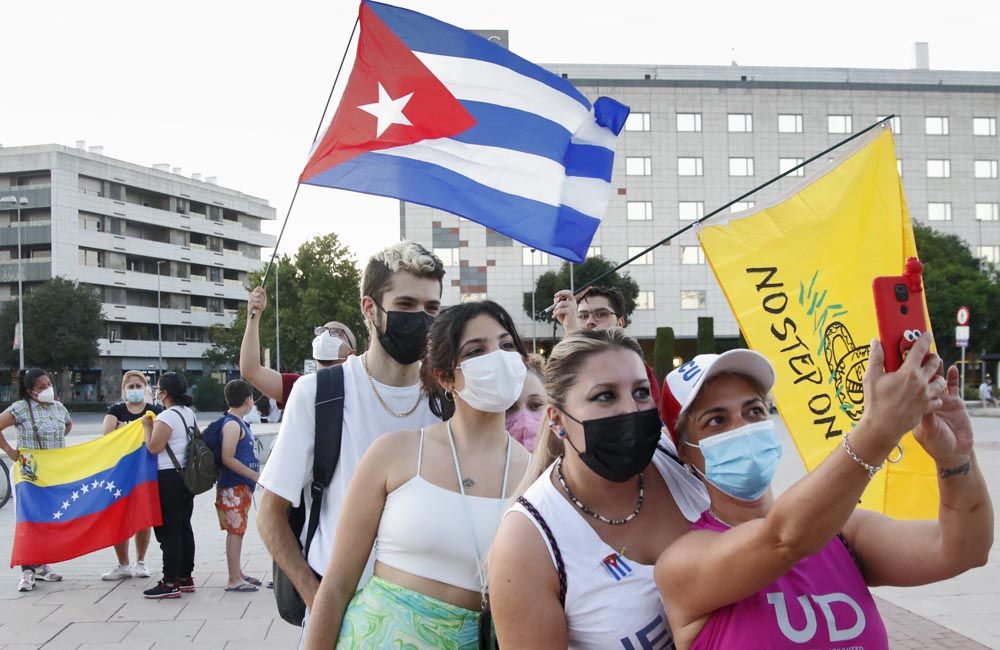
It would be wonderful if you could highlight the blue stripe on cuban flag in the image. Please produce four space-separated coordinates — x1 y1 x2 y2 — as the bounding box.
319 1 628 262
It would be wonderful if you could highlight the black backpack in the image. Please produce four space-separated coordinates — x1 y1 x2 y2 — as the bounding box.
273 365 345 626
164 407 218 495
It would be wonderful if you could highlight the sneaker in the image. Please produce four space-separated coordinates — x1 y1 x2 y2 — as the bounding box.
102 564 133 581
132 561 151 579
17 570 35 592
177 576 196 593
143 581 181 599
34 565 62 582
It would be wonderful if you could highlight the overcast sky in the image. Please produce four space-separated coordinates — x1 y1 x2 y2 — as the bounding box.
4 0 999 266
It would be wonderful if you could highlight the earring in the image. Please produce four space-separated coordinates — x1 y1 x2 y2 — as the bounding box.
444 390 454 402
556 428 567 439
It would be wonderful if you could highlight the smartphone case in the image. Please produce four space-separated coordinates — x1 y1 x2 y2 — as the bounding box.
872 257 929 372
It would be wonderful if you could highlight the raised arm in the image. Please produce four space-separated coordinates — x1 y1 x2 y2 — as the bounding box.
304 434 397 649
489 512 569 649
239 287 284 402
551 289 580 335
842 364 993 587
657 335 947 633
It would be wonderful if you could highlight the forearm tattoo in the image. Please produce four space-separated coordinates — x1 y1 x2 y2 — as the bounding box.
939 461 971 479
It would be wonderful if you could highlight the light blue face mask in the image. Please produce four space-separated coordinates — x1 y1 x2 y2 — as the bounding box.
685 420 783 501
125 389 146 404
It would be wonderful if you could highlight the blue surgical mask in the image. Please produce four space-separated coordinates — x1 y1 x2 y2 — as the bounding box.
685 420 782 501
125 389 146 404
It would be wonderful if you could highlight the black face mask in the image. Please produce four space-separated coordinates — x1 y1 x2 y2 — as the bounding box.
374 306 433 366
563 407 663 482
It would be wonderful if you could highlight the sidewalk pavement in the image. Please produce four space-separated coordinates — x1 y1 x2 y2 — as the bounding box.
0 414 997 648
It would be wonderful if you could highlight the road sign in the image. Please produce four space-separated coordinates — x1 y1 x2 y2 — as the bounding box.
957 306 971 326
956 325 970 348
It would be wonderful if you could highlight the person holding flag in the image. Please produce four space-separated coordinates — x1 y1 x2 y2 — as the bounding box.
0 368 72 592
654 334 993 649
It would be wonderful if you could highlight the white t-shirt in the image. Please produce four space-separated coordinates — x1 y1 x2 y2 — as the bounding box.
258 354 439 574
154 406 196 471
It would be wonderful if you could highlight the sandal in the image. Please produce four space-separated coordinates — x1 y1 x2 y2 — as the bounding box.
224 581 258 593
241 575 262 587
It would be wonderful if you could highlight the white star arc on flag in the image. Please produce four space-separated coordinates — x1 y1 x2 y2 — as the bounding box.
358 82 414 138
52 510 63 520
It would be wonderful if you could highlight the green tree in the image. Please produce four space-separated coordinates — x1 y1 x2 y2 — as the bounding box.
0 277 103 370
205 234 365 373
523 256 640 324
653 326 676 382
697 317 716 354
914 223 1000 365
193 375 225 411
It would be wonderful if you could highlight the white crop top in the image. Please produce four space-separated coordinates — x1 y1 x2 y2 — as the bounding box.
506 437 710 650
375 428 511 593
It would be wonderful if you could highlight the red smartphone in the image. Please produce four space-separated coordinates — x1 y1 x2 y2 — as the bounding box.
872 257 931 372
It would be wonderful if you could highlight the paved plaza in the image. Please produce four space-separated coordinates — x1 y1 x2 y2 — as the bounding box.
0 411 998 648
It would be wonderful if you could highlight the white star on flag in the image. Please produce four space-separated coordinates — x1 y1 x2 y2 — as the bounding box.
71 491 79 501
52 511 63 520
61 501 70 510
105 481 116 493
358 83 413 138
91 480 99 489
114 490 122 498
81 483 89 494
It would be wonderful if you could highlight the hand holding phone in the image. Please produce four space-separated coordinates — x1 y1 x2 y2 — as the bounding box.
872 257 931 372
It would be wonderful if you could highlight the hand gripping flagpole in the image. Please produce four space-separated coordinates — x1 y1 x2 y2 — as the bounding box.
250 15 360 319
544 115 896 315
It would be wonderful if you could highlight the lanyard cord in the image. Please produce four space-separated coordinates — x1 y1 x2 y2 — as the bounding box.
447 420 511 609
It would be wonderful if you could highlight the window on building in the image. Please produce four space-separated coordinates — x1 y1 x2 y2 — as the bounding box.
681 246 705 265
828 115 852 133
973 117 997 136
977 246 1000 264
677 157 704 176
778 114 803 133
779 158 805 176
626 201 653 221
927 202 952 221
636 291 655 310
730 201 756 213
461 292 488 303
976 203 1000 221
677 113 702 132
678 201 704 221
925 116 950 135
523 248 548 266
878 115 901 134
626 157 652 176
434 247 460 267
79 212 103 232
587 246 602 258
729 157 754 176
627 246 653 265
108 326 121 343
974 160 999 179
625 112 651 132
681 290 706 310
79 248 102 268
728 113 753 133
926 159 951 178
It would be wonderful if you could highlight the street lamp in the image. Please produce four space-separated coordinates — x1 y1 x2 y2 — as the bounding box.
0 196 29 370
156 260 166 381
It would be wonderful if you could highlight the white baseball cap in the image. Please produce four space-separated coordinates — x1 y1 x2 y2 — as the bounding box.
659 349 776 443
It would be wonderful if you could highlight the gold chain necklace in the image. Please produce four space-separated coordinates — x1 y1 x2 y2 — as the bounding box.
362 353 422 418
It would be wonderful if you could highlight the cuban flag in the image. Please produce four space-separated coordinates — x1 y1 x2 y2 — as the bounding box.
601 552 634 582
300 1 629 262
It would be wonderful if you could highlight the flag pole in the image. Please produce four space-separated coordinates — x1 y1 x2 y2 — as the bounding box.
251 14 361 318
544 115 895 313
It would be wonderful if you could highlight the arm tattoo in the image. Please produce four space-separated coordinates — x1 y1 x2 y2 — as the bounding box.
939 461 971 479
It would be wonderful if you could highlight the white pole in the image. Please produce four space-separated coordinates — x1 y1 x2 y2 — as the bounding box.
16 201 25 371
275 261 281 371
156 262 163 380
530 249 537 353
961 345 966 399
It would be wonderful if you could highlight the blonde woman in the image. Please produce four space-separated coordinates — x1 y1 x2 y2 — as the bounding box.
100 371 162 581
489 329 708 649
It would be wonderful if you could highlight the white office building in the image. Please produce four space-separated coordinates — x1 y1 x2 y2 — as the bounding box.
0 143 276 401
401 48 1000 356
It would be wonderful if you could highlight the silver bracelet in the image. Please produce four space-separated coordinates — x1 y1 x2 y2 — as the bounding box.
842 433 883 479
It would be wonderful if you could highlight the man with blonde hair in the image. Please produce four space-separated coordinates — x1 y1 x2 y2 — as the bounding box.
258 241 444 638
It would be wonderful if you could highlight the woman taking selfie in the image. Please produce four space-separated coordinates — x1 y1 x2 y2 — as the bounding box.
305 300 532 649
654 334 992 649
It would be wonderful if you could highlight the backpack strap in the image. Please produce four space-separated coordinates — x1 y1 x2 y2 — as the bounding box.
516 496 567 608
163 406 192 472
303 365 345 558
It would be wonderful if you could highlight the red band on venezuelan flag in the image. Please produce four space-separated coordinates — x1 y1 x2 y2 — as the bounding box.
10 414 161 567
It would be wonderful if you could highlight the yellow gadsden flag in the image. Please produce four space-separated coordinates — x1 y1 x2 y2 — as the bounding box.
698 128 937 519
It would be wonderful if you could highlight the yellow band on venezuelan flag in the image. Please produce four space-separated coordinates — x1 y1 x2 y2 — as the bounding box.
699 128 938 520
15 412 154 488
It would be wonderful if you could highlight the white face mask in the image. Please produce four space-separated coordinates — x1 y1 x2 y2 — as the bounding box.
36 387 55 403
312 333 347 363
456 350 527 413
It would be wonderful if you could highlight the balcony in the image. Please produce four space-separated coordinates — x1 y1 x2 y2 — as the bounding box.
101 303 233 328
0 186 51 209
0 223 52 247
97 338 212 359
0 260 51 282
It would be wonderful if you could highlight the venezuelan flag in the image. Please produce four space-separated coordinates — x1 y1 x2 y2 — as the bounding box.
10 413 161 566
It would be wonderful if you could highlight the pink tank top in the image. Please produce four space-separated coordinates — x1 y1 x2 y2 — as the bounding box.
689 512 888 650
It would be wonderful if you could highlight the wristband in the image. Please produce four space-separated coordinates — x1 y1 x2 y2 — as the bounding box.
842 433 884 479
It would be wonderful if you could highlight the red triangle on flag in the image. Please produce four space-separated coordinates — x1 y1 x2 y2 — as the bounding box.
300 3 476 182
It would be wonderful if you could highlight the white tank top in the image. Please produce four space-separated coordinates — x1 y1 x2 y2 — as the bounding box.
375 428 511 593
506 438 710 650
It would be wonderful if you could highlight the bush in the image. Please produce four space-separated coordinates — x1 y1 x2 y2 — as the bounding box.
697 317 716 354
193 376 225 412
653 327 676 384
